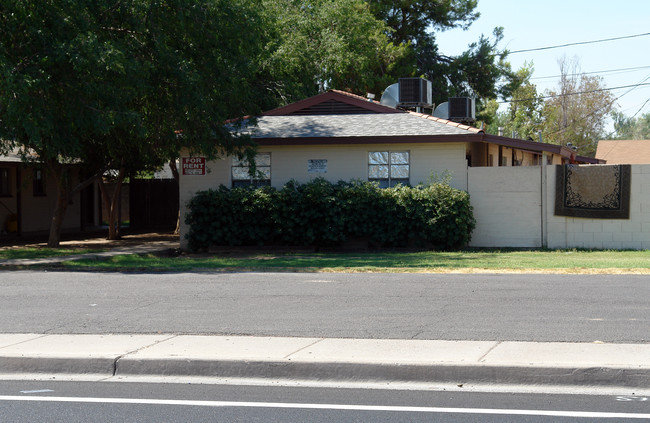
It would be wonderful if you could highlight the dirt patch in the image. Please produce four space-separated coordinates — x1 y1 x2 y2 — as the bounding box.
0 231 179 251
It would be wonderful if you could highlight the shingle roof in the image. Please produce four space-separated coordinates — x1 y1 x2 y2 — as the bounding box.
0 149 27 163
245 113 479 139
596 140 650 164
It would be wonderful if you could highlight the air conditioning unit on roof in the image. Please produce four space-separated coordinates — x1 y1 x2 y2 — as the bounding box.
448 97 475 121
398 78 433 108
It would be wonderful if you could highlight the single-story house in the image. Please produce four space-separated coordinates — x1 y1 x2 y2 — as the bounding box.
178 89 601 248
595 139 650 164
0 150 99 236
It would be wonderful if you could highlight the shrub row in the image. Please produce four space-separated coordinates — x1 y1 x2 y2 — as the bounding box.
185 178 475 251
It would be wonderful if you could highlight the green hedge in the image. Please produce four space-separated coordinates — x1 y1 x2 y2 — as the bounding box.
185 178 475 251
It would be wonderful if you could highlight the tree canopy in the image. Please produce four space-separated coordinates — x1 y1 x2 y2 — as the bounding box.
367 0 518 111
611 111 650 140
0 0 267 245
487 63 543 140
540 57 616 156
258 0 412 106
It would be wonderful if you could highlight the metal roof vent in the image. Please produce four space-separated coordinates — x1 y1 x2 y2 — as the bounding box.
398 78 433 108
379 83 399 108
448 97 475 122
433 102 449 119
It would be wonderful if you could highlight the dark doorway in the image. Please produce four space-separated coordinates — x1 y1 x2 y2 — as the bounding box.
129 179 179 230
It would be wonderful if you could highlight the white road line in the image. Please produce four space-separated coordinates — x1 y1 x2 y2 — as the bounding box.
0 396 649 419
19 390 54 394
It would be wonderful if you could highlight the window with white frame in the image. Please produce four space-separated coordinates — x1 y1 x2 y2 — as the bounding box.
368 151 410 188
231 153 271 188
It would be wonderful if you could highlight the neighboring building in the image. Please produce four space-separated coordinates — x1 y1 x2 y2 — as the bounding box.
0 150 99 236
595 139 650 164
178 90 600 248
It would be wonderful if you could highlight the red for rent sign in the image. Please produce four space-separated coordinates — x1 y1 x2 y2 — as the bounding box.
182 157 206 175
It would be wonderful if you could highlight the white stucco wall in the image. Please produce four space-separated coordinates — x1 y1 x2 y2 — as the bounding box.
179 143 469 249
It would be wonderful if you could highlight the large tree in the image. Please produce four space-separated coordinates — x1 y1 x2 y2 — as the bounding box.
259 0 412 105
611 111 650 140
541 57 616 156
487 63 543 140
367 0 518 112
0 0 265 245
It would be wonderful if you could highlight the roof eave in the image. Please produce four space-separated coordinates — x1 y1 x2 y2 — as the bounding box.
254 133 484 146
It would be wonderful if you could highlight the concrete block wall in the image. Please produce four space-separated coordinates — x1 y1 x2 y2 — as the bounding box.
469 164 650 250
546 164 650 250
468 166 543 248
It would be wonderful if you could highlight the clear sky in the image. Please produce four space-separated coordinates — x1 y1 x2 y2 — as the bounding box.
435 0 650 130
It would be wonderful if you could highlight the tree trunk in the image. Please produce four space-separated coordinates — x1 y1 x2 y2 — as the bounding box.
98 167 126 240
46 161 103 247
169 158 180 235
47 163 69 247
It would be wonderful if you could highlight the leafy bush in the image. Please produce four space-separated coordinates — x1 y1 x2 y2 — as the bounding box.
185 178 475 251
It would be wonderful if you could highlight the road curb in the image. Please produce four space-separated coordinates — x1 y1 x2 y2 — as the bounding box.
1 334 649 389
114 358 650 388
0 356 116 376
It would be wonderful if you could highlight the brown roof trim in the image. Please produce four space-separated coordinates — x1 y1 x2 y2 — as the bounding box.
254 131 605 163
482 134 605 163
255 134 484 146
262 90 404 116
576 155 604 164
483 134 565 154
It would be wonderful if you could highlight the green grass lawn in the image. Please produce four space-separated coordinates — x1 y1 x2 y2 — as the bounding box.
0 248 105 260
60 249 650 273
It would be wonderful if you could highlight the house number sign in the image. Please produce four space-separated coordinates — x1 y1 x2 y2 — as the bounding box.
308 159 327 173
182 157 206 175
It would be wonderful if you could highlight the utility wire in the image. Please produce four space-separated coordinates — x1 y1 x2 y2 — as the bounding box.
500 82 650 103
531 65 650 81
508 32 650 54
605 98 650 139
628 97 650 119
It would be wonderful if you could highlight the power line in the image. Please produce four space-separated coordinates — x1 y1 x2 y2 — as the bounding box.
508 32 650 54
531 65 650 81
500 82 650 104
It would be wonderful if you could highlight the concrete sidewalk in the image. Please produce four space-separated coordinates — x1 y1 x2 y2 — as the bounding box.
1 334 649 389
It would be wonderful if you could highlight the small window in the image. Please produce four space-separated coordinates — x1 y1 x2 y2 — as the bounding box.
33 168 46 196
368 151 409 188
232 153 271 188
0 168 10 196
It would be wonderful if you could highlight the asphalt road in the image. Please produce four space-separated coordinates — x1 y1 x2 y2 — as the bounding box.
0 380 648 422
1 271 648 342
